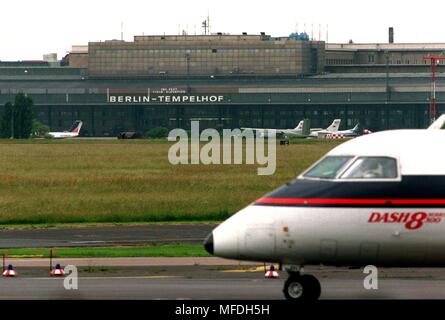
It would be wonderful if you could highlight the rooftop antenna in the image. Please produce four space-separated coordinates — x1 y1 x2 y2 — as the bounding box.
304 23 306 33
121 22 124 41
207 11 211 34
319 24 321 41
326 24 329 43
202 19 207 35
311 23 314 40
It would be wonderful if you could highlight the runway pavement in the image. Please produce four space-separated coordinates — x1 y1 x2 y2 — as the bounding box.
1 265 445 299
0 224 217 248
3 224 445 300
1 275 445 300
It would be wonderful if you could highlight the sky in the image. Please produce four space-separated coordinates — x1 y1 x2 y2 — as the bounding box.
1 0 445 61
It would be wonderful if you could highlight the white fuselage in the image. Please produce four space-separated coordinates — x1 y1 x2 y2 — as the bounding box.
212 204 445 267
309 130 331 138
309 121 341 138
244 128 305 139
47 132 79 139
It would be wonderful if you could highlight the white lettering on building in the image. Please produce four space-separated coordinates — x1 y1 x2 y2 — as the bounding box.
108 95 224 104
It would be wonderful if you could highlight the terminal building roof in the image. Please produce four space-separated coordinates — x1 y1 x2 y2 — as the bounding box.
0 68 443 89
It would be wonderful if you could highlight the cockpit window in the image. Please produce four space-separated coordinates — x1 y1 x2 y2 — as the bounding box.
340 157 398 179
303 156 354 179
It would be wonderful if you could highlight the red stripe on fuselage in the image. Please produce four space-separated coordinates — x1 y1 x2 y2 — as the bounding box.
255 198 445 205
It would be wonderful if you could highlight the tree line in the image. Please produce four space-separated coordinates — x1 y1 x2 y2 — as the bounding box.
0 93 49 138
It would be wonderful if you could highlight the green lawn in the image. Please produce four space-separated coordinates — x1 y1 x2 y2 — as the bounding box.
0 244 209 258
0 139 342 225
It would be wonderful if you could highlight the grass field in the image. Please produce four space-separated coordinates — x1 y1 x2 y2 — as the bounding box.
0 139 342 225
0 244 209 258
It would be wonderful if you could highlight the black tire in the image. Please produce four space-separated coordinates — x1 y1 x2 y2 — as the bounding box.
301 274 321 300
283 274 321 301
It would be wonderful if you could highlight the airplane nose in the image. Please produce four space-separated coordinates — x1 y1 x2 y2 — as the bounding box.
204 233 214 255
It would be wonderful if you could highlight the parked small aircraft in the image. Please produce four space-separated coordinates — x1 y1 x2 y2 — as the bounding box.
337 123 361 137
241 119 310 141
308 119 341 138
46 120 83 139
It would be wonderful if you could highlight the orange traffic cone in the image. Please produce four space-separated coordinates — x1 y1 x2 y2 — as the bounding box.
3 264 17 277
50 263 65 277
264 264 279 279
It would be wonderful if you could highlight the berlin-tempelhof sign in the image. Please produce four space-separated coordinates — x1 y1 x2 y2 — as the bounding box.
108 95 224 103
107 88 224 104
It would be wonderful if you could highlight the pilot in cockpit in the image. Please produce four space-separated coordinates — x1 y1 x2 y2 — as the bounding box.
351 157 396 179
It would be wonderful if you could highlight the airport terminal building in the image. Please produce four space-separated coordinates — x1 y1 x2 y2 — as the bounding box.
0 33 444 136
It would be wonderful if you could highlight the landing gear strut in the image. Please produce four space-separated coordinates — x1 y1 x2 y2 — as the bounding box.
283 272 321 301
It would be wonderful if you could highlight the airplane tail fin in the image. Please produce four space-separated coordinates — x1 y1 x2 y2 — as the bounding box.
294 120 304 131
428 114 445 129
69 120 83 134
326 119 341 132
302 118 311 136
352 123 361 133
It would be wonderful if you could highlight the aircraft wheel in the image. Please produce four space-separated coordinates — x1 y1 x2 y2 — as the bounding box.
283 274 321 301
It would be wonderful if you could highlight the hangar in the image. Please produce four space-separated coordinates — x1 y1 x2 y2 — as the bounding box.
0 33 444 136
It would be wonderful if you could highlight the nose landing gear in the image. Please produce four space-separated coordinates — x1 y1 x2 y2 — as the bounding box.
283 273 321 301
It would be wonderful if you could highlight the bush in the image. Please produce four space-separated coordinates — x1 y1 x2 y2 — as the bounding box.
146 127 169 138
31 120 50 138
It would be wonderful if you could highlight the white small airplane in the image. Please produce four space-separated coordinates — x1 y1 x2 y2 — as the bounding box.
47 120 83 139
205 115 445 301
241 120 310 140
337 123 361 137
309 119 341 138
